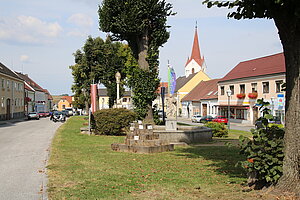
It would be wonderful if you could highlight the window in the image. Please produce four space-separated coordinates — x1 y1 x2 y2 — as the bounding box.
62 105 66 109
192 68 195 74
207 91 213 96
263 82 269 93
220 86 224 95
1 97 4 107
1 78 4 88
122 98 127 102
240 84 245 93
7 80 10 89
229 85 234 95
251 83 257 93
276 80 283 93
236 109 247 119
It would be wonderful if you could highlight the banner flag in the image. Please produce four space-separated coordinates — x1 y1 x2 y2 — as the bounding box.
90 84 98 113
168 63 176 95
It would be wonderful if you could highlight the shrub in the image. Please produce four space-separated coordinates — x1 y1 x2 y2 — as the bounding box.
238 98 284 189
93 108 137 135
205 122 228 137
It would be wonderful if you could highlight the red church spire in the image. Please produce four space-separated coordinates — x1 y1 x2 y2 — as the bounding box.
186 24 204 67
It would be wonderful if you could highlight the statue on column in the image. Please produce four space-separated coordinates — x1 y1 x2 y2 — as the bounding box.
166 95 177 119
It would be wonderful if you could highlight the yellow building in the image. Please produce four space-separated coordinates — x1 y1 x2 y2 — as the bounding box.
57 96 73 111
0 62 25 120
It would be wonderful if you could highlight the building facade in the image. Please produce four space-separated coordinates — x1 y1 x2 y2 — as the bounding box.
181 79 219 118
0 62 25 120
218 53 286 125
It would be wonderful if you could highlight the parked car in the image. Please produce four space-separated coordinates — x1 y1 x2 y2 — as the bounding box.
61 110 69 117
200 115 214 123
27 112 39 120
38 111 47 118
191 115 202 123
255 116 282 128
52 111 66 122
44 112 50 117
64 108 74 117
212 116 228 124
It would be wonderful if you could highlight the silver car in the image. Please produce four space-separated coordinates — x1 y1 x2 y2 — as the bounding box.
191 115 201 123
27 112 40 120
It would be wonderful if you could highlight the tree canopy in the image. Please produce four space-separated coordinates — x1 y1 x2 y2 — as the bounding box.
70 36 130 109
99 0 174 121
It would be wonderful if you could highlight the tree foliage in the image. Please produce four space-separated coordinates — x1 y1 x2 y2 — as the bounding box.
70 36 130 109
99 0 174 121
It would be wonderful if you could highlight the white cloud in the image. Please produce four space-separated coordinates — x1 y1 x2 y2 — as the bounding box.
67 13 94 37
0 15 63 45
20 55 30 63
67 13 93 28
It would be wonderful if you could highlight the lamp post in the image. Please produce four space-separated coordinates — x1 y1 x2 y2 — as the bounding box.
271 97 275 116
115 72 121 107
226 89 232 130
161 86 166 124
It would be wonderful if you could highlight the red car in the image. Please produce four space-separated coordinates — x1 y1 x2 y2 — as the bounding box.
212 116 228 124
38 111 47 117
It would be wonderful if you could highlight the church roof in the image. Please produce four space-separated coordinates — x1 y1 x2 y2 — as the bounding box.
185 27 205 67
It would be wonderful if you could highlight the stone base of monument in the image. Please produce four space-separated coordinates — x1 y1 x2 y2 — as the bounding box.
165 119 177 131
111 122 174 154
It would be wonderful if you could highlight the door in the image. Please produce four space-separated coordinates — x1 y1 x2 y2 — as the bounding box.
202 104 207 116
6 98 11 120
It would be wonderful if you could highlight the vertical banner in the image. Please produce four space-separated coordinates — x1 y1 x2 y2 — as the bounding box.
167 63 176 95
90 84 98 114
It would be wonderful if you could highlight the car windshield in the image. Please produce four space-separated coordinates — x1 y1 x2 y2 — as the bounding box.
29 112 37 114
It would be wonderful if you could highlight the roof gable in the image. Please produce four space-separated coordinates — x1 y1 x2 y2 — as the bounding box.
220 53 285 82
0 62 23 80
182 79 220 102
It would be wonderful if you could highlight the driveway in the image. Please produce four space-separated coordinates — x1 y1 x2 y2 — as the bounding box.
0 118 61 200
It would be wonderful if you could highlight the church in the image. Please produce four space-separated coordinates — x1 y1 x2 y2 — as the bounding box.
175 25 211 117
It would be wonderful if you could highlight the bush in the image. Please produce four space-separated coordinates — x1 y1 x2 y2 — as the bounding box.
238 98 285 189
205 122 228 137
93 108 137 135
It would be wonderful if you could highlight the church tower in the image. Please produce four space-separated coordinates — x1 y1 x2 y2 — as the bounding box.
185 25 206 77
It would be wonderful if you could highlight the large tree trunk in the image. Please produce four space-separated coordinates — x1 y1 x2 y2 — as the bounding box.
274 17 300 196
137 30 154 123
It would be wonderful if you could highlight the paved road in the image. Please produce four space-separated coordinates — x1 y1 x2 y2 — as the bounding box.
177 117 255 132
0 118 61 200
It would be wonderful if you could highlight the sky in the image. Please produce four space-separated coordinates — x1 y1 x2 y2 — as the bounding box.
0 0 282 95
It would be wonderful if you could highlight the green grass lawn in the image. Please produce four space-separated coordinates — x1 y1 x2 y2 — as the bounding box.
47 116 259 200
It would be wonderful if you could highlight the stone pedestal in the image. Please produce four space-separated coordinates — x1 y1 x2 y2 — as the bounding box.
111 122 174 154
165 119 177 131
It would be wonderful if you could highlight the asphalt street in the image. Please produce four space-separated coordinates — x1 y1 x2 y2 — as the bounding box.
0 118 61 200
177 117 255 132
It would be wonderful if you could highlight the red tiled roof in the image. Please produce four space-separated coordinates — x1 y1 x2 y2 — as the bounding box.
185 28 204 67
220 53 285 82
62 96 72 103
15 72 45 92
182 79 220 102
157 82 168 94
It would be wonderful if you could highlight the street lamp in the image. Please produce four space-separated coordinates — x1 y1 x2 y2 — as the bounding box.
271 97 275 116
115 72 121 107
226 89 232 130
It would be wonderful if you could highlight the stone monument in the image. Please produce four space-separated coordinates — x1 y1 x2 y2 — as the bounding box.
111 121 174 154
165 95 177 131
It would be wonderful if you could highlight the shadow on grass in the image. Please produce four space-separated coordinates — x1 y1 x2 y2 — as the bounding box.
175 140 247 180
